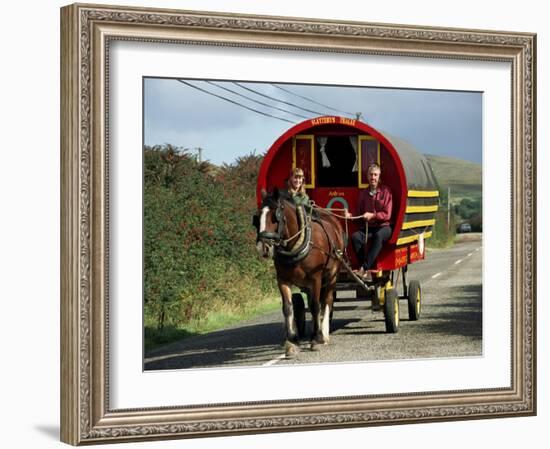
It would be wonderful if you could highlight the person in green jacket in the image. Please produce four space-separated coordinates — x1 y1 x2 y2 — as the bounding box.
284 167 310 207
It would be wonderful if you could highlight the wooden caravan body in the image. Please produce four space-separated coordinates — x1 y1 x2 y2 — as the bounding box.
257 116 439 271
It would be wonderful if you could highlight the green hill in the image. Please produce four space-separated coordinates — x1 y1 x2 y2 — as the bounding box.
425 154 482 204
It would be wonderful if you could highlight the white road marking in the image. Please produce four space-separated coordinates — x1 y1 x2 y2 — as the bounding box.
428 244 481 281
262 354 287 367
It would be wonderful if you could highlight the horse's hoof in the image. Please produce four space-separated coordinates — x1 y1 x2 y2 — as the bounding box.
285 341 299 358
310 341 320 351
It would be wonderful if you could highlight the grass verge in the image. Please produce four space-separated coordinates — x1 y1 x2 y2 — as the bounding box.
145 294 281 352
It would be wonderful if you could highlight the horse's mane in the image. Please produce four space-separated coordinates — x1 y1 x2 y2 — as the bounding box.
260 195 278 209
261 188 293 209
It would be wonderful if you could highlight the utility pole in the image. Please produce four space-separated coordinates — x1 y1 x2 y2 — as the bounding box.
194 147 203 163
447 186 451 231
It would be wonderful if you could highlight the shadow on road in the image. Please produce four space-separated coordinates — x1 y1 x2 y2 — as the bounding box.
145 321 282 370
422 283 482 339
145 314 361 371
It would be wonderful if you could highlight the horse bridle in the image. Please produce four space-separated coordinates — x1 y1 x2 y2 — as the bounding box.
255 198 315 266
255 200 287 247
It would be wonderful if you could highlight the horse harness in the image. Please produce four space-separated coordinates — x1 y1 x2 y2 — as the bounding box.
257 199 341 266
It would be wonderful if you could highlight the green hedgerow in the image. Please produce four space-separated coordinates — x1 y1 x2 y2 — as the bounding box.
143 145 277 333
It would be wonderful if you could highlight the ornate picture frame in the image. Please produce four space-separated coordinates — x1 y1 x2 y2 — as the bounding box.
60 3 536 445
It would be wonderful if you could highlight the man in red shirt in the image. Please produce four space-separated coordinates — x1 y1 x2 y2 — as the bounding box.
348 163 393 278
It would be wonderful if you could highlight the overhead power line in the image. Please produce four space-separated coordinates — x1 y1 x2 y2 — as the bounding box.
233 82 327 116
177 80 294 124
271 84 356 117
206 81 308 119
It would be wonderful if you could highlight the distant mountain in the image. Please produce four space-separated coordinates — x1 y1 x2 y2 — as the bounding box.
425 154 482 203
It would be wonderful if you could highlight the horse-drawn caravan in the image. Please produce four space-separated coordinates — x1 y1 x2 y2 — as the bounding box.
254 116 439 356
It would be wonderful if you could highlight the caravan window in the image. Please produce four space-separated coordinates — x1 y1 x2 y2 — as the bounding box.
315 136 358 187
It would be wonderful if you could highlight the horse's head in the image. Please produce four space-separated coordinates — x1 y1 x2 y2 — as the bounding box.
252 188 288 259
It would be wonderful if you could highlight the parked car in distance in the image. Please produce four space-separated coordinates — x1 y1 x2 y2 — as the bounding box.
458 222 472 233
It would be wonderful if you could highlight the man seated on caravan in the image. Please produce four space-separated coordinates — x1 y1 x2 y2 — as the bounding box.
346 163 393 280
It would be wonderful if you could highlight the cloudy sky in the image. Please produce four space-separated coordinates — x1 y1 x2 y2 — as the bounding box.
144 78 482 165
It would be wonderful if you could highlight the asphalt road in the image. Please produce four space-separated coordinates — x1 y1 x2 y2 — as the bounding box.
144 234 482 371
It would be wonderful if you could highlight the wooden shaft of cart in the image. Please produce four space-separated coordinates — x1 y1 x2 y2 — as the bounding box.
334 250 371 294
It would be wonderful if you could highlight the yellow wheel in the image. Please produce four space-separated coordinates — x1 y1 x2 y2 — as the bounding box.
384 288 399 333
407 280 421 321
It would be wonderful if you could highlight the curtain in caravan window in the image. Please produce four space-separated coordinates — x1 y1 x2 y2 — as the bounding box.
349 135 358 172
317 136 330 168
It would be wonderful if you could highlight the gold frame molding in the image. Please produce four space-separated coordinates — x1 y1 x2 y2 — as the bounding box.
60 3 536 445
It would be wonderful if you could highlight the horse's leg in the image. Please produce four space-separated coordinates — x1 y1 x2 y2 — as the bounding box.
320 283 336 343
310 277 324 350
278 281 299 358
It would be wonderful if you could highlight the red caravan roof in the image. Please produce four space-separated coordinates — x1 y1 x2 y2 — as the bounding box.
257 115 409 194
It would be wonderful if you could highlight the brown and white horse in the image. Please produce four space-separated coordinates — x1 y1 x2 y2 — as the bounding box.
253 189 345 357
